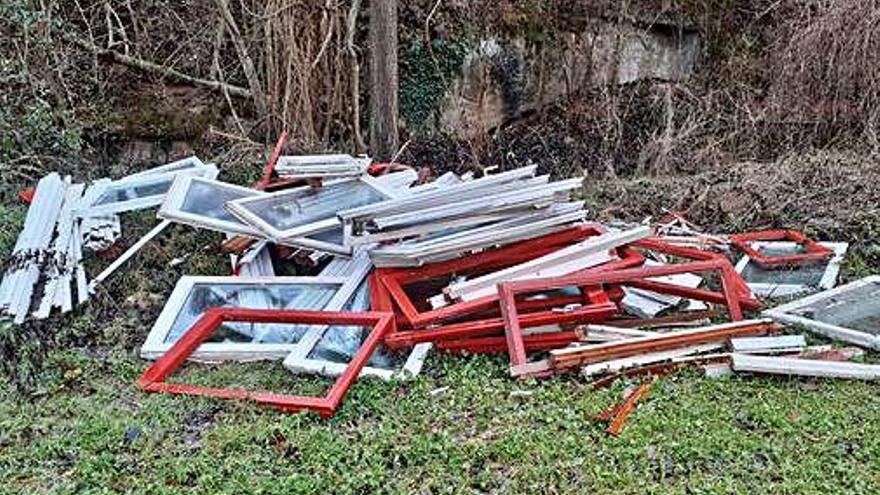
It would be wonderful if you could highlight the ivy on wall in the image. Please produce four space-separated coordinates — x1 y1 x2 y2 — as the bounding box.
399 39 469 132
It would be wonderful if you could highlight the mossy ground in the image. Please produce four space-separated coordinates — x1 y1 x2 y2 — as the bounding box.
2 350 880 494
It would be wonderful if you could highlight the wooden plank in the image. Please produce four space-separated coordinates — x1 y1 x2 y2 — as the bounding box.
549 319 778 370
581 343 723 377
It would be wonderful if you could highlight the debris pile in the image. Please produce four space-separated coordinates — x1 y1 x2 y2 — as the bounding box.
3 143 879 432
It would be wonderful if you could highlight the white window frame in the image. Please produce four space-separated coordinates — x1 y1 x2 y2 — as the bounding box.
274 154 371 179
81 159 218 216
140 275 360 360
282 281 431 381
158 176 353 255
285 338 431 381
158 175 267 236
736 241 848 298
763 275 880 350
225 175 405 241
126 156 213 178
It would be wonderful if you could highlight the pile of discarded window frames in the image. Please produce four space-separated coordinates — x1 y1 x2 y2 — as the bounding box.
4 144 880 431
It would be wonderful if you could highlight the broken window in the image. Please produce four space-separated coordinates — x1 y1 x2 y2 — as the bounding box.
736 242 848 298
226 176 403 240
141 276 355 360
159 175 266 236
283 279 431 380
765 276 880 350
83 158 218 216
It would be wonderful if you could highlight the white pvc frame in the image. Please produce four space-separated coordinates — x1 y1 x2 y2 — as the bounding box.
274 154 370 179
282 281 431 381
285 339 431 381
157 176 353 255
81 159 218 216
158 175 267 236
764 275 880 350
735 241 848 298
127 156 212 178
225 175 406 241
276 247 431 381
140 275 359 361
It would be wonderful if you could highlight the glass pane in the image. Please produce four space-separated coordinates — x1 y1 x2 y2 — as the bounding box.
310 227 344 244
93 178 175 205
307 281 407 369
182 181 253 223
165 283 339 344
241 181 385 231
741 259 827 286
794 281 880 334
742 245 826 286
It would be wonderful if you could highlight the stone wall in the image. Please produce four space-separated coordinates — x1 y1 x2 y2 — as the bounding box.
434 20 699 139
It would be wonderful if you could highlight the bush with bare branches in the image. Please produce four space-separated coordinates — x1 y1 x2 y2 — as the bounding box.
769 0 880 148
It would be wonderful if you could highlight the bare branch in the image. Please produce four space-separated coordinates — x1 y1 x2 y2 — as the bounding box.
214 0 268 114
67 35 252 98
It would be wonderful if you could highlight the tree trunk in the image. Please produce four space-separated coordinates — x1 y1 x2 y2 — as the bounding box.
369 0 399 160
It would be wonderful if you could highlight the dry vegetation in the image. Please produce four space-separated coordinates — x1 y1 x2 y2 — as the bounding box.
584 149 880 238
769 0 880 147
401 0 880 177
3 0 879 178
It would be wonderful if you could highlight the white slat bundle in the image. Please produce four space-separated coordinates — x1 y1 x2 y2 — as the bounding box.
0 173 67 323
34 183 85 318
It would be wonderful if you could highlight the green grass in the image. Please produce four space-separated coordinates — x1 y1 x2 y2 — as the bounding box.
2 350 880 494
2 172 880 494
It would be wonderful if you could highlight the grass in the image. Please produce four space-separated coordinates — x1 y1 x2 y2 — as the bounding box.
2 165 880 494
2 350 880 494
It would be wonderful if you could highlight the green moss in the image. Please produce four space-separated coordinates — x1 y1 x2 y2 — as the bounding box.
108 93 221 141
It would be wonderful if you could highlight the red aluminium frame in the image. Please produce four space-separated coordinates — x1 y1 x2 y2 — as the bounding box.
254 130 290 190
436 330 585 355
377 225 641 329
498 258 750 376
382 249 644 349
384 289 618 348
138 308 394 418
729 229 833 268
632 237 752 297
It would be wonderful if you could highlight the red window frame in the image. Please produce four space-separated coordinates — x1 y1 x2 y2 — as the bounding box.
729 229 833 268
499 258 750 376
383 287 619 348
632 237 753 297
138 308 395 418
377 225 638 329
381 247 645 349
435 330 585 355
